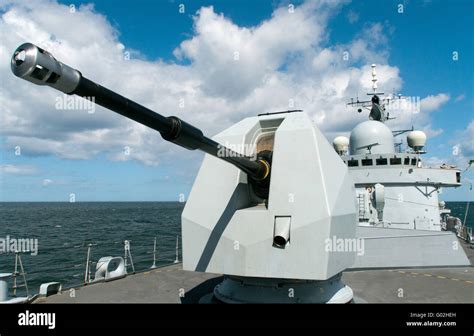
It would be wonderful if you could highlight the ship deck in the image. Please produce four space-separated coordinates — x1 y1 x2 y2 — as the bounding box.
34 240 474 304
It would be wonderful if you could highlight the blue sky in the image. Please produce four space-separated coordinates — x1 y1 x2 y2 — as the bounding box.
0 0 472 201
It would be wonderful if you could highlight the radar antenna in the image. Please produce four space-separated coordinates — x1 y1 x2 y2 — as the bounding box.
392 126 414 137
356 142 380 154
346 64 403 123
371 63 380 95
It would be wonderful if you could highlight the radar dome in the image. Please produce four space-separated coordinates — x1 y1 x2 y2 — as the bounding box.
333 136 349 155
349 120 394 155
407 130 427 152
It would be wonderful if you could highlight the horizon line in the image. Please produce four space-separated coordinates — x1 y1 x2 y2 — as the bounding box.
0 200 470 203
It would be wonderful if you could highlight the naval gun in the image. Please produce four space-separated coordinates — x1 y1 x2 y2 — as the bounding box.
10 43 271 199
11 43 357 303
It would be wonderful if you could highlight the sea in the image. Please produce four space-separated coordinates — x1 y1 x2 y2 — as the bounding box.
0 201 472 297
0 202 183 296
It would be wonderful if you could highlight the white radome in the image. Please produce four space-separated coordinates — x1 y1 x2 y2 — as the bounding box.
407 130 427 150
333 136 350 155
349 120 395 155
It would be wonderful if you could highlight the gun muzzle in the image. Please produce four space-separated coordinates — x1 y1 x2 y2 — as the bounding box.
11 43 81 94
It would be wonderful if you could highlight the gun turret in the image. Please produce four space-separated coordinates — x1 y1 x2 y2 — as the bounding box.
11 43 271 198
10 43 360 304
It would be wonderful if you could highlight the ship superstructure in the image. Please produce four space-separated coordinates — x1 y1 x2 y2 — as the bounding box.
334 65 461 231
332 65 470 269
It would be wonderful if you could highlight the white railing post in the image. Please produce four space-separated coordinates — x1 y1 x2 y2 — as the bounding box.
174 236 179 264
84 245 91 284
151 237 157 269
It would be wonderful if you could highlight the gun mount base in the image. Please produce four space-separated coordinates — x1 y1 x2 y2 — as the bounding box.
213 273 353 303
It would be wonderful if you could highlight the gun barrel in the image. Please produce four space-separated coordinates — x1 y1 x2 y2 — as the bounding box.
10 43 270 183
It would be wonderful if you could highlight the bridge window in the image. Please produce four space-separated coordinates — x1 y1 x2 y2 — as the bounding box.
404 157 410 165
348 159 359 167
390 157 402 165
411 158 417 165
361 159 373 166
376 158 388 165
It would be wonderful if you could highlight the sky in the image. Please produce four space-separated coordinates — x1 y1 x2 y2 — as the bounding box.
0 0 472 202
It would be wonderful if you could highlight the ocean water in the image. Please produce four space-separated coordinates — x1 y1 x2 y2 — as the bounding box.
0 202 183 296
444 202 473 226
0 201 472 296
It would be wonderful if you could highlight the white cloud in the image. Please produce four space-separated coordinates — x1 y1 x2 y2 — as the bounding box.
421 126 443 138
455 94 465 102
420 93 450 113
346 10 359 24
423 121 474 171
0 0 444 166
0 164 37 175
42 178 53 186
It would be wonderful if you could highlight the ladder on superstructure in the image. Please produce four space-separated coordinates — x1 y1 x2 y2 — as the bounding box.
357 194 366 219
